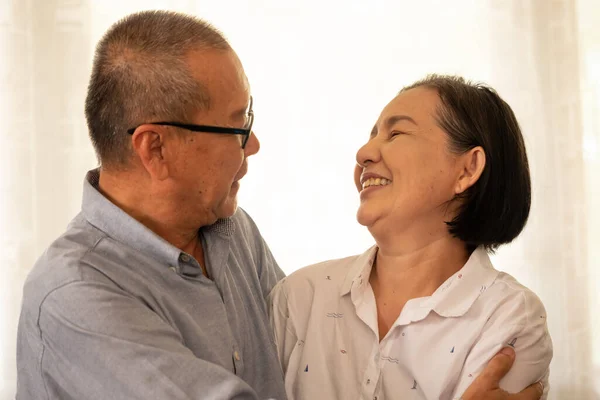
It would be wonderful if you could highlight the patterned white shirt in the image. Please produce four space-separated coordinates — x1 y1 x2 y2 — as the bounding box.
269 246 552 400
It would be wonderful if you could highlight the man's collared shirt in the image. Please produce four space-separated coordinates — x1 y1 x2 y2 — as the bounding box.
17 169 287 400
269 246 552 400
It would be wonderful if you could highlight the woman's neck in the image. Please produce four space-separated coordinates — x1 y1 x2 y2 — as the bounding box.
369 236 469 341
371 235 469 298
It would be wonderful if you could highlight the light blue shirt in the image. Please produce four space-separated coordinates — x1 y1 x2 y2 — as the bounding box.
17 169 287 400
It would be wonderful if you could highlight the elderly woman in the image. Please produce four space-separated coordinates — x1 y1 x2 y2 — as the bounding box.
269 75 552 400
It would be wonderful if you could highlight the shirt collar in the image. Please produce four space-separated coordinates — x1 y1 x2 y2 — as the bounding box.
340 245 378 296
428 247 499 317
340 245 499 318
81 168 235 273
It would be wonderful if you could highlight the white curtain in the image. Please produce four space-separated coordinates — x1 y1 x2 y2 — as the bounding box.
1 0 598 398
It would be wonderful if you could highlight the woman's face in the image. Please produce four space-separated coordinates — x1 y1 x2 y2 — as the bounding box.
354 87 465 238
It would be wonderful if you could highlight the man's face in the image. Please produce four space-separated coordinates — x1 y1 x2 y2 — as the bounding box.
166 49 259 225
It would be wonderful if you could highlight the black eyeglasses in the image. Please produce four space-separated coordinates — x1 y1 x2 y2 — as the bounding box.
126 97 254 149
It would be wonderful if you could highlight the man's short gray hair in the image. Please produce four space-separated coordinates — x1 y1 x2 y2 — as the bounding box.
84 10 231 167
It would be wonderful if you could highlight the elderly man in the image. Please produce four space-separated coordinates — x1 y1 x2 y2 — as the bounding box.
16 10 544 400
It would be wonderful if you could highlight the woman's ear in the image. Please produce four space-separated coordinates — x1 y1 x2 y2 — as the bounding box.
455 146 486 195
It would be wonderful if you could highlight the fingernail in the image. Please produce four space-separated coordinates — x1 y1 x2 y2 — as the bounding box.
500 347 515 357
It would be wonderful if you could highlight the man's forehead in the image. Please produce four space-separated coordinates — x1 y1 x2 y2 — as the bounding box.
186 49 250 110
186 49 245 84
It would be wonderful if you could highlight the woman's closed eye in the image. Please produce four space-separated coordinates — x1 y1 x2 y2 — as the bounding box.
390 130 407 138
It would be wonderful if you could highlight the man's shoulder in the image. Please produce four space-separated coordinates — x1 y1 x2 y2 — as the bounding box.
230 207 261 235
226 207 269 252
24 213 108 305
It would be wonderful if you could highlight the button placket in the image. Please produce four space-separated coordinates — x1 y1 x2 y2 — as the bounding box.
232 346 245 376
362 345 380 400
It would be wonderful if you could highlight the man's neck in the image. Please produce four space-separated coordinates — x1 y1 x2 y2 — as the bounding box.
97 169 205 252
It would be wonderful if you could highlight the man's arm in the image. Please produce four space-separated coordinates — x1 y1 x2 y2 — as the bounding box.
462 347 544 400
30 280 260 400
267 278 298 375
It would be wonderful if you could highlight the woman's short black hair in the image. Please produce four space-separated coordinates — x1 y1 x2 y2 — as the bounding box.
402 74 531 251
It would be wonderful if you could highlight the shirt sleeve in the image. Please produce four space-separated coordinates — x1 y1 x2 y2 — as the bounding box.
267 279 298 376
451 289 553 400
37 280 263 400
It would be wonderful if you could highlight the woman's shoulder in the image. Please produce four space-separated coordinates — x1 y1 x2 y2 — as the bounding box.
274 246 375 300
479 270 548 328
288 254 361 281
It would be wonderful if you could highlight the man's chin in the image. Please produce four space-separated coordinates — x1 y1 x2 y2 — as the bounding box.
216 198 238 220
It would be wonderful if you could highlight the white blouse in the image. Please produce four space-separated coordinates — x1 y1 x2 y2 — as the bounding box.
269 246 552 400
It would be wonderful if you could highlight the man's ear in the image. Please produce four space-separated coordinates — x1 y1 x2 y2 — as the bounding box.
455 146 486 195
130 126 170 180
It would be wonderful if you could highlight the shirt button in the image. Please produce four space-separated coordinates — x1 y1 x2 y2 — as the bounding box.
180 254 190 262
169 266 177 273
366 379 371 384
233 351 240 361
373 397 378 400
